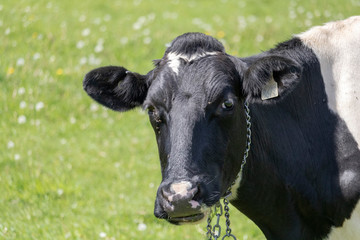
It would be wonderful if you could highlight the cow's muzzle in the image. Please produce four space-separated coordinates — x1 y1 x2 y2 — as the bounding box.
155 180 207 224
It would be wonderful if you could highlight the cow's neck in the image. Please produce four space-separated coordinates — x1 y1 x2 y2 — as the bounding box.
231 37 360 240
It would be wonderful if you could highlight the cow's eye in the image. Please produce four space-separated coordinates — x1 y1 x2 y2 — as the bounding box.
221 99 234 110
147 106 156 115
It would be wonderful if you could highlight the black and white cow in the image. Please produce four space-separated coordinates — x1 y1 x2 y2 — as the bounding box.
83 16 360 240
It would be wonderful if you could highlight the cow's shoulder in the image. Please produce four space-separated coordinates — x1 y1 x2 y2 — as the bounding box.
298 16 360 146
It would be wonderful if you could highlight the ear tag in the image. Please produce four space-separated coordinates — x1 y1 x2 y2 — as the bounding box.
261 75 279 100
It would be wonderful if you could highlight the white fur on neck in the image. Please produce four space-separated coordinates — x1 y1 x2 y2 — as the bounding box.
297 16 360 147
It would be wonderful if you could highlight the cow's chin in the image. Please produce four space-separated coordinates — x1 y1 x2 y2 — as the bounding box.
167 208 210 225
168 213 205 225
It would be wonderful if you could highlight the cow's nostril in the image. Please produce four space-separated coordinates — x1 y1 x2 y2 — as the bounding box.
162 188 173 202
192 185 201 201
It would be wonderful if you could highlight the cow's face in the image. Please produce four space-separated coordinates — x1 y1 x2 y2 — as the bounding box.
83 33 301 224
145 51 248 223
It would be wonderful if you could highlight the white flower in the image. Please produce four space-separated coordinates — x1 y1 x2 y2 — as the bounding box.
34 119 41 126
99 232 107 238
137 223 147 231
76 40 85 49
16 58 25 66
88 54 101 65
70 117 76 124
120 37 128 45
33 53 41 60
18 87 25 95
256 34 264 43
265 16 273 23
20 101 27 109
305 19 312 27
93 18 101 25
90 103 99 112
65 232 71 239
14 154 21 161
7 141 15 149
94 44 103 53
5 27 10 35
18 115 26 124
104 14 111 22
79 57 87 65
35 102 44 111
49 55 56 62
297 6 305 14
79 15 86 22
97 38 104 45
57 189 64 196
81 28 91 37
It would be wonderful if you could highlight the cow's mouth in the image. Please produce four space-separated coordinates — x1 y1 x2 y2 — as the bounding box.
168 213 205 224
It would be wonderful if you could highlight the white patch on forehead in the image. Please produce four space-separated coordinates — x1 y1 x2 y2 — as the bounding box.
298 16 360 147
327 201 360 240
166 51 219 75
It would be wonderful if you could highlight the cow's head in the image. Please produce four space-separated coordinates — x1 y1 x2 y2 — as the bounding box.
83 33 300 224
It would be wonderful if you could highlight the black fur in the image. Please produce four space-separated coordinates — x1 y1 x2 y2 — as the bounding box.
164 32 225 55
83 66 148 111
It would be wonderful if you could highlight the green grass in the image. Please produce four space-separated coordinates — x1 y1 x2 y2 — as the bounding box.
1 0 359 239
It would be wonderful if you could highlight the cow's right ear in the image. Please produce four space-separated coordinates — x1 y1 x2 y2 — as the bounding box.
242 56 301 101
83 66 149 112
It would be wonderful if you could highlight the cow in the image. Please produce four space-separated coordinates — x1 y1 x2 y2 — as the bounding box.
83 16 360 240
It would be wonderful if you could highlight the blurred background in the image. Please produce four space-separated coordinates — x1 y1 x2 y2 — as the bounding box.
1 0 359 239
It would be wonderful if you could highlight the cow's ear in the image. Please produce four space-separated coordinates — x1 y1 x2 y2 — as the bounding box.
242 56 301 101
83 66 149 112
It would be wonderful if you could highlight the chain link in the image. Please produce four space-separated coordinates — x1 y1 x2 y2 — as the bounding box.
205 101 251 240
206 208 214 240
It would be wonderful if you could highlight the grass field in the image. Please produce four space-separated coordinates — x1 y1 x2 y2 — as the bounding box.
1 0 359 239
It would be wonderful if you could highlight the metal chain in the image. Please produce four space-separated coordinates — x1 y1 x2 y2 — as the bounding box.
206 208 214 240
222 197 236 240
240 101 252 179
213 203 223 240
206 101 252 240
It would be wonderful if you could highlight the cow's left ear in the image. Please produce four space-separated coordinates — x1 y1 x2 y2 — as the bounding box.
83 66 149 112
242 56 301 101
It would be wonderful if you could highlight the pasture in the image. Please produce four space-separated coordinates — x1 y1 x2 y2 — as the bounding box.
1 0 359 239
